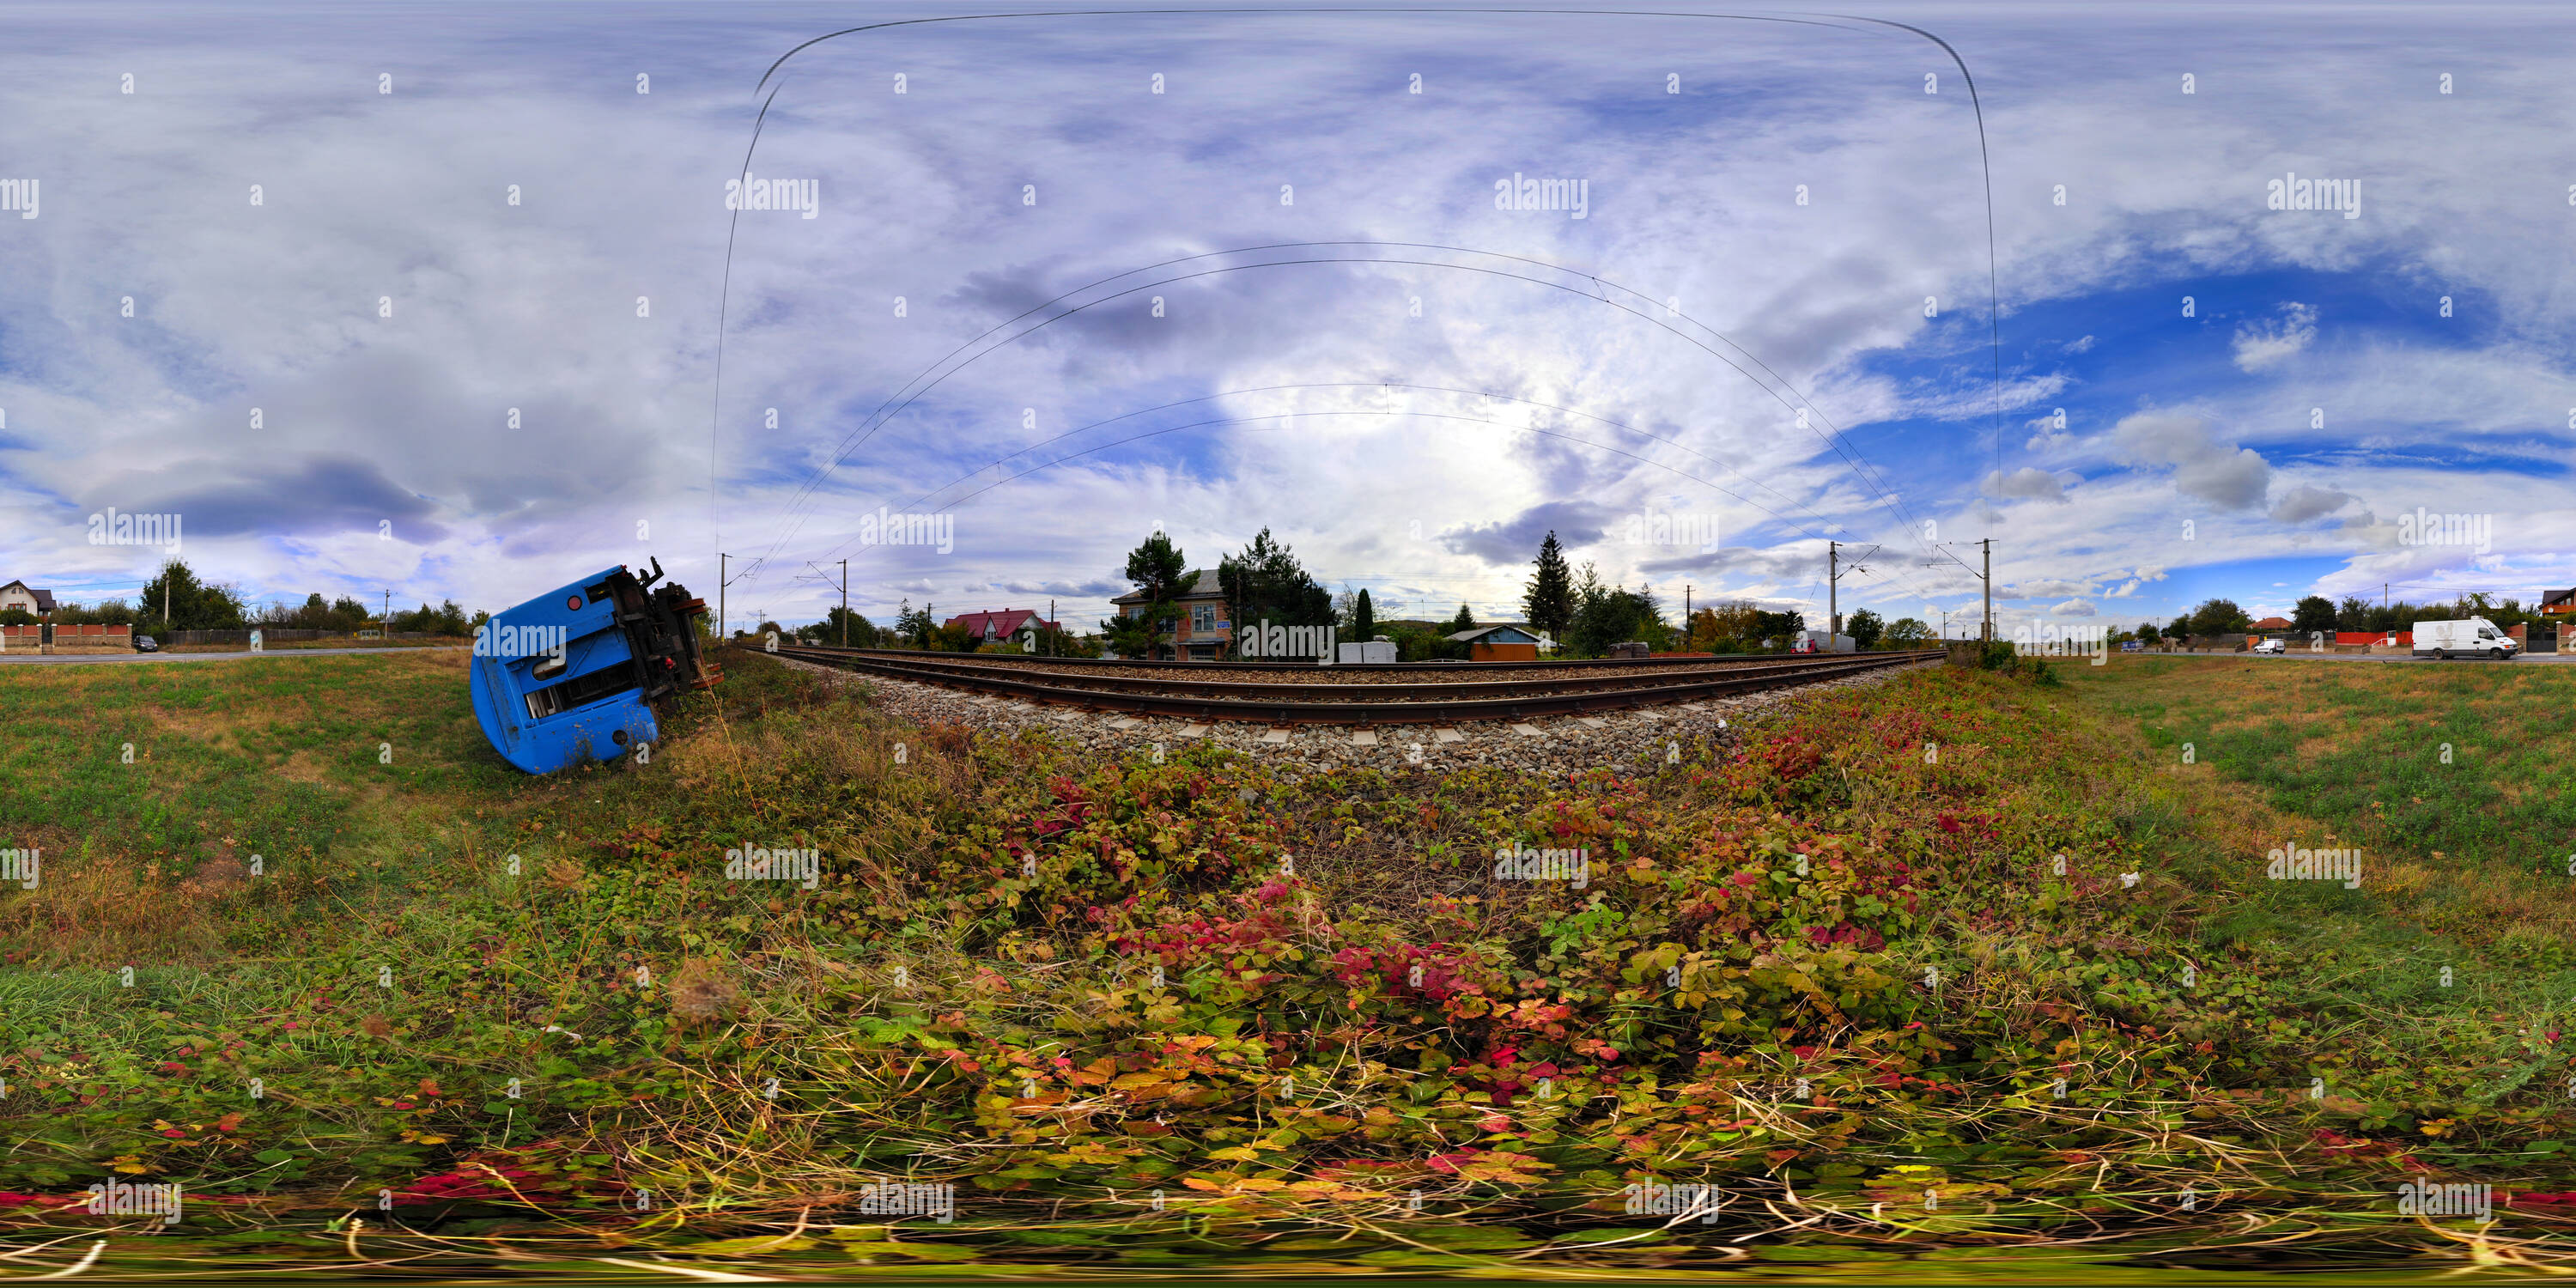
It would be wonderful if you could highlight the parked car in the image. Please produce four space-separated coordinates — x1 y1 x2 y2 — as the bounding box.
2413 617 2518 661
2252 637 2285 654
132 634 159 653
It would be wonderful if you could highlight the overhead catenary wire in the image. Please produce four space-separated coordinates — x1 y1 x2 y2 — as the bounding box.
718 8 2007 609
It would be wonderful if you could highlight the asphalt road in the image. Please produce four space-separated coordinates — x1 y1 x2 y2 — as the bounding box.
0 647 464 666
2125 650 2569 665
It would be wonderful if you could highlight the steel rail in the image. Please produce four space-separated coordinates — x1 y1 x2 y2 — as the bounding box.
773 648 1887 703
803 645 1840 672
771 645 1932 725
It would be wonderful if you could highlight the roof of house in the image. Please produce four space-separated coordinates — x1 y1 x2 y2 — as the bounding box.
943 609 1059 638
2251 617 2293 629
1109 570 1226 605
0 580 57 611
2544 588 2576 607
1448 623 1541 644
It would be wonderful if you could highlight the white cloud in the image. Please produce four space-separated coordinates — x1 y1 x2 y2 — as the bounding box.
2052 598 2099 617
2233 302 2318 373
2108 411 2272 510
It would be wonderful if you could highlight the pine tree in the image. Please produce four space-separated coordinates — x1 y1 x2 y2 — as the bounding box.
1522 532 1574 644
1351 588 1376 641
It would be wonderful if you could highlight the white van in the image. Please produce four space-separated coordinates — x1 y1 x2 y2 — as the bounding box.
2252 637 2284 654
2412 617 2518 661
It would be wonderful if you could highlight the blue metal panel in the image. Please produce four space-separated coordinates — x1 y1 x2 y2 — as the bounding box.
471 566 657 774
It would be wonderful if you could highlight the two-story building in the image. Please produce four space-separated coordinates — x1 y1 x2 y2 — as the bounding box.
1109 570 1231 660
0 580 56 617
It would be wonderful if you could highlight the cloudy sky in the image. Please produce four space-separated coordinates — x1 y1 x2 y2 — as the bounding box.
4 2 2572 637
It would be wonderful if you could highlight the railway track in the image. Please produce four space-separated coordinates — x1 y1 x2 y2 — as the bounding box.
769 644 1934 725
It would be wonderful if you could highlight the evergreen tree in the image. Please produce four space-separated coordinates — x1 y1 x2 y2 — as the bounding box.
1350 588 1376 641
1126 532 1189 605
1522 532 1575 642
2290 594 2336 637
1102 532 1189 659
1218 528 1332 657
1447 603 1477 635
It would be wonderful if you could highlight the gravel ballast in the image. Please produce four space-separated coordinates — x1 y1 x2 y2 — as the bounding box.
773 653 1938 778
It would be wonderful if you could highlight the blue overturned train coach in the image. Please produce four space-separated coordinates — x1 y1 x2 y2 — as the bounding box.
470 560 720 774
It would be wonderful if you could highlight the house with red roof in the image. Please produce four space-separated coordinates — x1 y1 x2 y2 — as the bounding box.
943 608 1061 650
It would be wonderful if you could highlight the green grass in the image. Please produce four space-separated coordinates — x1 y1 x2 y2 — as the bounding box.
1 647 2573 1279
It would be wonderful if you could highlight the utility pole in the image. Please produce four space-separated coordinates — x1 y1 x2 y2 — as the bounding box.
1828 543 1838 638
382 589 390 634
1048 597 1057 656
720 554 727 641
1981 538 1993 641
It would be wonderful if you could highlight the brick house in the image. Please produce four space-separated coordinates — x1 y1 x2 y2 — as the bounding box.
1110 570 1231 660
942 608 1062 650
2251 616 2292 633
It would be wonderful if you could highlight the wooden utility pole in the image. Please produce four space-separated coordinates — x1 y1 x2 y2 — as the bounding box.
840 559 848 647
720 553 727 640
